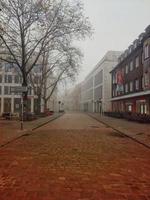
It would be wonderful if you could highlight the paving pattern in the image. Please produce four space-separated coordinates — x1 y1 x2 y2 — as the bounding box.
0 113 150 200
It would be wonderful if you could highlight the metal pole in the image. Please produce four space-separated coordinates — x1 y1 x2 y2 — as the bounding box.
21 96 24 130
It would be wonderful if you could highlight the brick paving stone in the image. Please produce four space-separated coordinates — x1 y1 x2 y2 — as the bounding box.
88 113 150 147
0 113 61 146
0 113 150 199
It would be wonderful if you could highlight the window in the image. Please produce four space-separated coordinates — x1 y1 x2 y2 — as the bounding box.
128 105 132 112
34 76 41 84
34 64 42 73
8 75 12 83
113 89 115 97
5 75 12 83
142 76 144 89
144 72 149 88
5 63 13 72
0 63 3 71
14 75 19 83
4 86 10 95
135 79 139 91
129 61 133 71
140 104 147 114
0 86 1 95
28 87 32 95
144 44 149 59
0 75 2 83
19 76 22 84
135 56 139 68
129 81 133 92
125 65 128 74
113 87 117 97
142 52 144 64
5 75 7 83
122 67 125 75
125 83 128 93
112 73 117 84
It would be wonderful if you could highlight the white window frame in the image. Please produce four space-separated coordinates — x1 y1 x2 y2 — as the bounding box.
130 81 133 92
135 79 139 91
144 44 149 59
135 56 139 68
129 61 133 71
125 65 128 74
125 83 128 93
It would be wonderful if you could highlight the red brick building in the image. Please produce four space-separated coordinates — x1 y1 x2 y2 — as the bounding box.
111 25 150 114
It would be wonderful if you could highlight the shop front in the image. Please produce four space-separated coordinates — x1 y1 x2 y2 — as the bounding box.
112 95 150 114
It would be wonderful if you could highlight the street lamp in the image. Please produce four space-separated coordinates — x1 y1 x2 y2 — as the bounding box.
58 101 61 112
99 99 103 116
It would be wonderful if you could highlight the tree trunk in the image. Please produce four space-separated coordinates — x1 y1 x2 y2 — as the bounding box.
22 76 28 113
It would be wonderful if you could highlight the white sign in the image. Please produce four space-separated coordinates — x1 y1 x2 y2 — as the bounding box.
10 86 28 93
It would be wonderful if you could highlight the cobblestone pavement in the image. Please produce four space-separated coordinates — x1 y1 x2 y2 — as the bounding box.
0 113 61 146
0 113 150 200
88 113 150 148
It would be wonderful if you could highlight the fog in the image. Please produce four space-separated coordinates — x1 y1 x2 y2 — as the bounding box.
75 0 150 83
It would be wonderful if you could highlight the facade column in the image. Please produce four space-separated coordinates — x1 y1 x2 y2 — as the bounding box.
93 75 95 113
1 85 4 114
11 97 14 113
1 97 4 114
31 97 34 113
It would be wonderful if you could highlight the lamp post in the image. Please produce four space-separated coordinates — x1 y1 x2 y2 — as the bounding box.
99 99 103 116
58 101 61 112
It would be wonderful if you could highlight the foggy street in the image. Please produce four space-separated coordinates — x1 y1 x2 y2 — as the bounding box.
0 113 150 200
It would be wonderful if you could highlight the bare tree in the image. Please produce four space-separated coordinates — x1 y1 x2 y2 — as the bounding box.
29 43 82 112
0 0 91 90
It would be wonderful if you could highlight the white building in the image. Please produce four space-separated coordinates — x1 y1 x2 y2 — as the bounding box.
0 49 58 115
80 51 122 113
63 83 82 111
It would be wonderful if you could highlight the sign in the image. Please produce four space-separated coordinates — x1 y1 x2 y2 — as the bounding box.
116 70 124 92
10 86 28 93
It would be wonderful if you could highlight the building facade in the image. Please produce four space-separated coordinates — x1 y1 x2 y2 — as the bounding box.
111 25 150 114
80 51 122 113
0 48 58 115
63 83 82 111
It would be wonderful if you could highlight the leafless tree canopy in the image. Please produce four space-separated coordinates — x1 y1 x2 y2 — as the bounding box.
0 0 92 86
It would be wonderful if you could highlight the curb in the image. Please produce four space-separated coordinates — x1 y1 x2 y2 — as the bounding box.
0 113 64 149
87 113 150 150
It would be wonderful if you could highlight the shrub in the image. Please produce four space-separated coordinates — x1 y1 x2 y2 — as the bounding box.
105 111 150 123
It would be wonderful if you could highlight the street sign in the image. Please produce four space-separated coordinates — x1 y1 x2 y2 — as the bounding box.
10 86 28 93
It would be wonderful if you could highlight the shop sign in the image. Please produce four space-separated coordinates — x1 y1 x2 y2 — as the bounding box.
116 70 124 92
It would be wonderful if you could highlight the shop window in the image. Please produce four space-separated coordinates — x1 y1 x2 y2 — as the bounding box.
128 105 132 112
140 104 147 114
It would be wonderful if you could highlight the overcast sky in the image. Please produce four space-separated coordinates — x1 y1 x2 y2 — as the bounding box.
74 0 150 83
